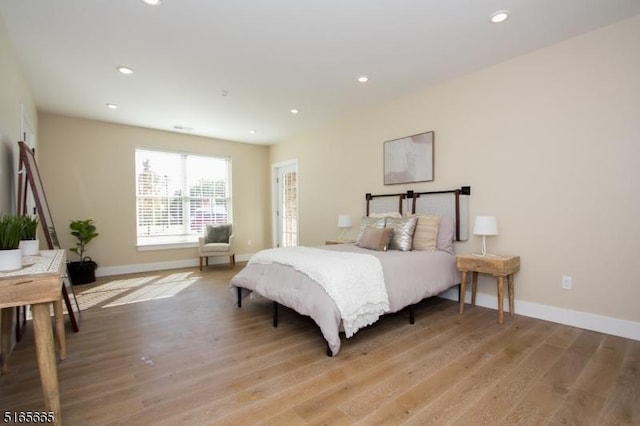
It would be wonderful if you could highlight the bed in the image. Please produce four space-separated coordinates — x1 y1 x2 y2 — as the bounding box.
230 187 471 356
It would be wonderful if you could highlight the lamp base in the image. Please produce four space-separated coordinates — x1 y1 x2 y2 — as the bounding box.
473 235 496 256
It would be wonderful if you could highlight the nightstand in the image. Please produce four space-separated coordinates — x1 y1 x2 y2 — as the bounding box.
325 240 354 245
456 254 520 324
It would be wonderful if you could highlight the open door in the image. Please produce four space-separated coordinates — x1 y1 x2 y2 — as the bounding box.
273 160 298 248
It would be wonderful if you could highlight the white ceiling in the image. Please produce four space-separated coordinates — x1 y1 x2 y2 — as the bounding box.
2 1 639 145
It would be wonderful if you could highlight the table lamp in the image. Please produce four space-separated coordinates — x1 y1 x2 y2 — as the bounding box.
337 214 352 241
473 215 498 256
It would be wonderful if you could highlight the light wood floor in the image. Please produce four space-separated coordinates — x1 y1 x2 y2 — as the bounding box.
1 264 638 425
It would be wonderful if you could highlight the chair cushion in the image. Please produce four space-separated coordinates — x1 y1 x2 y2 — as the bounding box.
205 223 232 243
201 242 231 253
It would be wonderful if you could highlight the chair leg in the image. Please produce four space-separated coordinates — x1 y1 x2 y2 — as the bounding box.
199 257 203 271
229 254 235 268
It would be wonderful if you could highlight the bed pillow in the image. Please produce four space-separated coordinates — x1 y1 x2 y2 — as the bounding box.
436 216 455 254
412 214 441 251
355 216 386 244
369 211 402 219
205 223 232 243
385 216 418 251
356 227 393 251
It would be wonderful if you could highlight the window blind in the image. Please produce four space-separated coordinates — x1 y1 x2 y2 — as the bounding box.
135 149 231 245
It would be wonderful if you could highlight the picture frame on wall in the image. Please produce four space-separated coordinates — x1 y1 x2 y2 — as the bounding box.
383 131 434 185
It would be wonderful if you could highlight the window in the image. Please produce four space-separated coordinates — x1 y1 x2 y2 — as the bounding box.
135 149 231 248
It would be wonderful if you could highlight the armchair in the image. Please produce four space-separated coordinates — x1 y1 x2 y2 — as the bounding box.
198 224 235 270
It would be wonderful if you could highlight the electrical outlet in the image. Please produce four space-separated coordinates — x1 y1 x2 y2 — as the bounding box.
562 275 572 290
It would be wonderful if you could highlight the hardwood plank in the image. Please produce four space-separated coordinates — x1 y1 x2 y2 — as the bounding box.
595 339 640 426
409 317 556 425
501 329 604 424
449 342 564 426
164 303 490 425
357 315 532 424
0 266 637 426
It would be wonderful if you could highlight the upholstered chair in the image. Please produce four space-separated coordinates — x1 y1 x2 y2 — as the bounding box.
198 223 235 270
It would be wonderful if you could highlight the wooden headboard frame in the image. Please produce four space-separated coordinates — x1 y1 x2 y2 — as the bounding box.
365 186 471 241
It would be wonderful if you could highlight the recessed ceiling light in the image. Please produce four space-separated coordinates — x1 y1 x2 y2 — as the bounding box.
249 130 256 134
357 75 369 83
490 10 510 23
106 103 118 109
117 66 134 75
290 108 300 114
143 0 161 5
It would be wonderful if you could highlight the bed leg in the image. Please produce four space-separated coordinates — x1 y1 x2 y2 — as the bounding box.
326 344 333 357
272 301 278 327
237 287 242 308
409 305 415 325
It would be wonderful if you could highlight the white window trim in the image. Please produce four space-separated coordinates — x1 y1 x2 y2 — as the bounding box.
135 148 232 250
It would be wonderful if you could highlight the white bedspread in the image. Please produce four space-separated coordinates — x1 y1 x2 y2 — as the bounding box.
249 246 390 338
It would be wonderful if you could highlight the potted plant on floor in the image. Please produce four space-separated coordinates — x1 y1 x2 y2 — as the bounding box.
19 215 40 256
67 219 99 285
0 214 24 271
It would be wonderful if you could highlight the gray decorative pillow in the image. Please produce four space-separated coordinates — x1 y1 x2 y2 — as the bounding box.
355 216 386 244
356 227 393 251
436 216 455 254
385 216 418 251
205 223 232 243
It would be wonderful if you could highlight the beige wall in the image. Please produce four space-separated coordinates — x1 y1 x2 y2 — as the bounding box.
0 11 38 353
271 16 640 325
0 13 37 214
38 114 270 271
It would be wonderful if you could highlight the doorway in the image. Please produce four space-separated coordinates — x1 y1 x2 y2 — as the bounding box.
272 160 298 247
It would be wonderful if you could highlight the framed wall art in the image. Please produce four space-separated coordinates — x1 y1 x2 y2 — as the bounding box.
383 131 434 185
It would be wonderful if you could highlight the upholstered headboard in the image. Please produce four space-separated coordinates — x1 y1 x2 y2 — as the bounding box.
365 186 471 241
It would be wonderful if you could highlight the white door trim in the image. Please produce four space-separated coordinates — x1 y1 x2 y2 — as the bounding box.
271 159 298 248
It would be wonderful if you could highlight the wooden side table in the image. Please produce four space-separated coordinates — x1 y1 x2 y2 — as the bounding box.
0 250 67 426
456 254 520 324
325 240 355 245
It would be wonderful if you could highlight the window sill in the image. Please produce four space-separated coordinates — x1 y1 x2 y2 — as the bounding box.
137 235 199 251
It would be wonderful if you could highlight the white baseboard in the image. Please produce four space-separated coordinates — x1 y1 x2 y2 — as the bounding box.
440 288 640 342
95 254 252 277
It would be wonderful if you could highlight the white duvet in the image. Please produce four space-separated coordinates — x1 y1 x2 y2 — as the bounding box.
249 246 389 338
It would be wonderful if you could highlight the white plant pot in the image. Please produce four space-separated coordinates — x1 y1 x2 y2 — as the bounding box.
19 239 40 256
0 248 23 272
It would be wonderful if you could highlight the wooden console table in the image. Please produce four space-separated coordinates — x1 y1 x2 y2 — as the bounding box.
0 249 67 425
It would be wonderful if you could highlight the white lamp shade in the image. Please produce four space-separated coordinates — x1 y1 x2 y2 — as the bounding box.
337 214 352 228
473 216 498 236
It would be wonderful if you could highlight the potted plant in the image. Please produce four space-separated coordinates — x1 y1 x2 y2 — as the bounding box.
19 215 40 256
67 219 99 285
0 214 24 271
